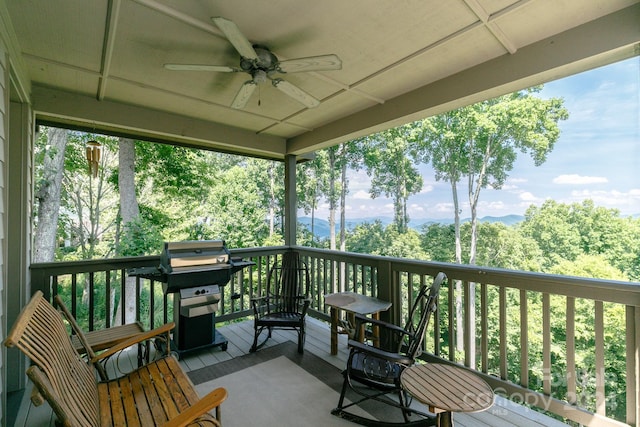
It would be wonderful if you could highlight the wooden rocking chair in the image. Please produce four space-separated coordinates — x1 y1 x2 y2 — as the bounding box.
250 251 310 354
4 291 227 427
332 272 446 426
54 294 149 380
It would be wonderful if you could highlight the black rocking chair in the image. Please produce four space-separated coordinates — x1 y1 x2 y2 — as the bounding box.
332 272 446 426
250 251 311 354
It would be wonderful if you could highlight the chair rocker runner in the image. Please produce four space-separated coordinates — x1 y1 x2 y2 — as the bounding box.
5 291 227 427
332 272 446 427
251 251 311 354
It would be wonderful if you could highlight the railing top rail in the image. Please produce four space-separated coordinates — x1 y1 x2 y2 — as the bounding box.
30 246 640 306
294 246 640 306
30 255 161 275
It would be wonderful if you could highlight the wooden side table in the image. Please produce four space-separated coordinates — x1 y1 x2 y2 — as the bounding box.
324 292 392 355
401 363 494 427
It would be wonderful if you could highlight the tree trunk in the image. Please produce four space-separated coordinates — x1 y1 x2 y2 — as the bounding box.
451 180 464 352
268 163 276 236
33 128 68 263
339 147 347 252
311 183 317 246
328 150 337 251
113 138 140 326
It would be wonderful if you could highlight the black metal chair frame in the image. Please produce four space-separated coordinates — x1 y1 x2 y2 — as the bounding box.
250 251 311 354
332 272 446 427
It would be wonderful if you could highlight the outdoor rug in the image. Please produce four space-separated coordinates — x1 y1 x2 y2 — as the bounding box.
189 342 380 426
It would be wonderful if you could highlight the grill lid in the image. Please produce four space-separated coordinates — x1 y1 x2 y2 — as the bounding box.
160 240 231 274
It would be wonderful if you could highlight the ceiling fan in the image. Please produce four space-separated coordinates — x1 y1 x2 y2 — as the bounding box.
164 17 342 109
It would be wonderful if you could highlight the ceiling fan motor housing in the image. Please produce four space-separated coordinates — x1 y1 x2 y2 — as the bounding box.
240 45 278 73
165 17 341 109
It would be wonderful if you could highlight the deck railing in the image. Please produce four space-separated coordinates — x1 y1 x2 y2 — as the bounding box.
30 246 640 427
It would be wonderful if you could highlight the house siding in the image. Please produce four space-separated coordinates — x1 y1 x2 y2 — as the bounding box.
0 5 34 421
0 36 8 427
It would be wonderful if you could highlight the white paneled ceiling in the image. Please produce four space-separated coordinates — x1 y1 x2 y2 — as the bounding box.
4 0 639 159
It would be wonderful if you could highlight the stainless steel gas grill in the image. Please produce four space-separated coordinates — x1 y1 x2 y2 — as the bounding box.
129 240 254 356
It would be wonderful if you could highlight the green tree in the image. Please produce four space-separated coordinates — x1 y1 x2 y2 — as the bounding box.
346 220 387 255
418 87 568 266
363 125 423 233
418 88 567 351
420 223 456 262
34 127 69 262
519 199 640 277
200 164 269 248
297 151 331 247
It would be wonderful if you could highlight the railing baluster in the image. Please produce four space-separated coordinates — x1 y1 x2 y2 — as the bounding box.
481 283 488 373
543 293 551 395
105 271 111 328
566 296 577 405
464 280 476 369
448 277 455 362
163 291 169 325
70 274 77 318
135 271 141 323
520 289 528 388
149 276 155 329
120 269 126 325
88 272 95 331
626 305 639 425
499 287 507 380
595 300 605 415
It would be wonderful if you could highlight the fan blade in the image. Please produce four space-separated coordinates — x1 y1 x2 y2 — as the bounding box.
231 81 258 109
278 54 342 73
164 64 238 72
272 78 320 108
212 17 258 60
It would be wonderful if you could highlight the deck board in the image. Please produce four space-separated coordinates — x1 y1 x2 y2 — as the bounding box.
10 317 570 427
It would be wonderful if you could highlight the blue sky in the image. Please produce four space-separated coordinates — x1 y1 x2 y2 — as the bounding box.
311 56 640 221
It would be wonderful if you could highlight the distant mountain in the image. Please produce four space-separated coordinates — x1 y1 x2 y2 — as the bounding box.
298 214 525 238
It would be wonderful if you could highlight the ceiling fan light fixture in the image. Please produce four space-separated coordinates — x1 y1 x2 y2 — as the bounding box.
272 78 320 108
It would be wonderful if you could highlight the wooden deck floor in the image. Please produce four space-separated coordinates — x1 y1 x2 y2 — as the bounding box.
9 317 571 427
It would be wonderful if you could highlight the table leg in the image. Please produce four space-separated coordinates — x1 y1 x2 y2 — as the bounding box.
436 411 453 427
371 311 381 347
330 307 338 355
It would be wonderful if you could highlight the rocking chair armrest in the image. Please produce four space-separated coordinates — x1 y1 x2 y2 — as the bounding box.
347 340 414 366
163 387 227 427
353 313 406 335
300 298 311 315
91 322 175 363
251 295 270 316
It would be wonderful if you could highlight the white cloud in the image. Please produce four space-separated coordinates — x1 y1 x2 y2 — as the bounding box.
569 189 640 210
352 190 371 200
418 184 434 194
408 204 425 215
501 184 519 190
553 174 609 185
519 192 538 202
434 202 454 213
509 178 528 183
481 200 507 211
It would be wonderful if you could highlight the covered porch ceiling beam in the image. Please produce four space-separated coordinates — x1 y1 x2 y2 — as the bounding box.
32 85 287 159
287 3 640 155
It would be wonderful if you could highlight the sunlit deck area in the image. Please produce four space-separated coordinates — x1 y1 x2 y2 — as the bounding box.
9 317 571 427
